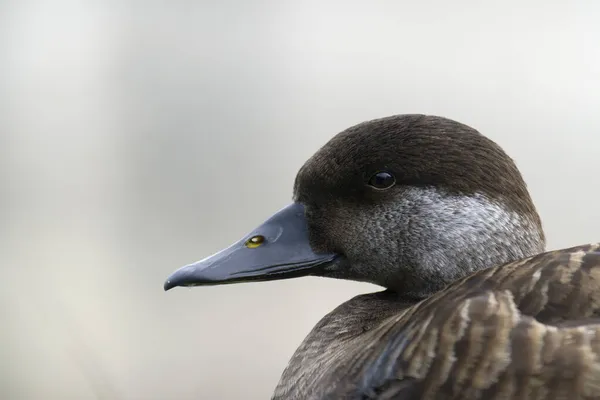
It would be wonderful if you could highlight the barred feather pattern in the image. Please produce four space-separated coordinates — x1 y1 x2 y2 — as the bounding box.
273 243 600 400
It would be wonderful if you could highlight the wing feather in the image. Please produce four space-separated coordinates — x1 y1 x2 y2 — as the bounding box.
360 244 600 399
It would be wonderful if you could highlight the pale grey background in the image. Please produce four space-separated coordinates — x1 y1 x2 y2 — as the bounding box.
2 0 599 399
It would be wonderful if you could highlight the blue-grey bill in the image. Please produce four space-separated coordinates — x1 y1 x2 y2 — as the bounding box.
164 202 337 291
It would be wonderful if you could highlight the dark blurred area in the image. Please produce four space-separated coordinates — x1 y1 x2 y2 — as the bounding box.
1 1 599 399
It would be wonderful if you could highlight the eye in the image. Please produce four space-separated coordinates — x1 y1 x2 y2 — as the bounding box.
368 171 396 190
245 235 265 248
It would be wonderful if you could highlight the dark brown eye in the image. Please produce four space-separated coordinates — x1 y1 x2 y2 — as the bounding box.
368 171 395 189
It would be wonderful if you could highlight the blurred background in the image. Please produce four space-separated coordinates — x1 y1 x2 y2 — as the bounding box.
2 0 599 399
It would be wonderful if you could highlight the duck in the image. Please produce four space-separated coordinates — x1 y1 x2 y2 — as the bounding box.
164 114 600 400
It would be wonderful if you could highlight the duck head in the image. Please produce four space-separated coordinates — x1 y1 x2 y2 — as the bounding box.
164 115 545 299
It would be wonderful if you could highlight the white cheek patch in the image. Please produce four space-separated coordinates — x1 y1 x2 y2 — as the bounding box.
408 188 544 273
347 187 545 291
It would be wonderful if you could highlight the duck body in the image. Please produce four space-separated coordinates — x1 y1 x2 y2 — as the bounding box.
164 114 600 399
274 243 600 399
